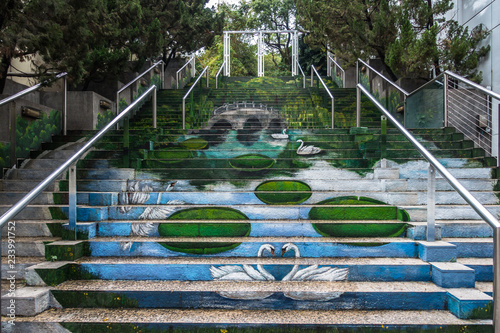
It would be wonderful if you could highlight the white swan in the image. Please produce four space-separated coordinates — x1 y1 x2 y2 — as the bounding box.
296 139 321 155
281 243 348 301
210 244 276 300
271 129 289 140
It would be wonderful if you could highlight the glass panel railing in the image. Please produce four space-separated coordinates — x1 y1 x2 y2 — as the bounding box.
405 76 444 128
358 66 405 124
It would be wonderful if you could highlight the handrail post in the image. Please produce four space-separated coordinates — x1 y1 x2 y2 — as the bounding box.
427 164 436 241
444 72 449 127
68 163 77 240
161 62 165 90
9 102 16 168
494 228 500 330
206 67 209 88
153 87 157 129
331 97 334 129
356 86 361 127
62 75 68 136
311 67 314 87
182 98 186 130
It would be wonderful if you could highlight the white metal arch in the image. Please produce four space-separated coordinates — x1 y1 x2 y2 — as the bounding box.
223 30 300 77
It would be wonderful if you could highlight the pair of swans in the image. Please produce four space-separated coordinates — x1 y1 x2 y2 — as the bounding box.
210 243 348 301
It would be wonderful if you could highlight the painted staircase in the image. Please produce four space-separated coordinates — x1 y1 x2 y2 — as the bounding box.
1 76 497 332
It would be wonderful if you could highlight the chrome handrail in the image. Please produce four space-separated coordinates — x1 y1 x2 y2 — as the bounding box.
357 58 410 96
358 82 500 329
406 73 444 97
328 55 345 88
182 66 209 129
444 70 500 101
216 61 226 89
176 55 195 89
116 60 164 115
311 65 334 128
296 60 306 89
0 72 67 107
0 85 158 230
0 72 68 167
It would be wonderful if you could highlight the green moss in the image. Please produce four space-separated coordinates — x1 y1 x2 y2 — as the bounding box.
49 207 68 220
158 207 250 254
469 301 493 319
229 154 275 172
255 180 312 205
60 323 493 333
51 291 139 308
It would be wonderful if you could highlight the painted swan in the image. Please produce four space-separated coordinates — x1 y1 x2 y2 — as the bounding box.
210 244 275 300
271 129 289 139
281 242 348 301
296 139 321 155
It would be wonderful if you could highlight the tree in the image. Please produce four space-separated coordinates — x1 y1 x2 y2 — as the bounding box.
0 0 223 93
296 0 489 82
244 0 297 68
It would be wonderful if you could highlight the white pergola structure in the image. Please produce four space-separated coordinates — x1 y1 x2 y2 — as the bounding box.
223 30 300 77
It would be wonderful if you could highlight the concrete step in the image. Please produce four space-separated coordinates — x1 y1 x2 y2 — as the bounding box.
0 237 59 257
4 308 490 332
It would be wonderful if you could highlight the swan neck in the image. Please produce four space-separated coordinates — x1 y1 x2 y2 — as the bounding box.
297 140 304 150
282 244 300 281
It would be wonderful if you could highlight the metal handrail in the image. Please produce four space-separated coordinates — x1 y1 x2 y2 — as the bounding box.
358 82 500 329
0 85 158 229
444 70 500 101
404 73 444 97
0 72 67 107
328 55 346 88
0 72 68 168
311 65 335 128
215 61 226 89
116 61 164 115
296 60 306 88
182 66 209 129
176 55 195 89
357 58 410 96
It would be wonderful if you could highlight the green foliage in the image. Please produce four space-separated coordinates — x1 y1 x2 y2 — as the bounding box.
297 0 489 81
96 110 115 130
440 21 491 83
13 110 61 162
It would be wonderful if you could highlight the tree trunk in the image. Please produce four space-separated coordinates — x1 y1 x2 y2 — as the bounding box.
0 56 11 95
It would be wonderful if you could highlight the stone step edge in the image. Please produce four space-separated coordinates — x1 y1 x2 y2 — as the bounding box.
52 280 446 293
4 308 489 327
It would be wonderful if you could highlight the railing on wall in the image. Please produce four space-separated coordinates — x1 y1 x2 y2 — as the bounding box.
443 71 500 160
327 55 346 88
357 82 500 331
182 66 209 129
357 58 500 162
215 61 226 89
0 73 68 169
176 56 196 89
311 65 335 129
296 60 306 89
0 85 158 238
116 61 164 121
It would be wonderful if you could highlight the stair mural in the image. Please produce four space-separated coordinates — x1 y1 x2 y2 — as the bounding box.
1 76 497 331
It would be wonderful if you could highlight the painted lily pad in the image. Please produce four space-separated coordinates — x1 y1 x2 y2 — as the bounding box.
309 196 409 238
179 137 208 150
146 149 192 166
255 180 311 205
158 207 250 254
229 154 275 172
